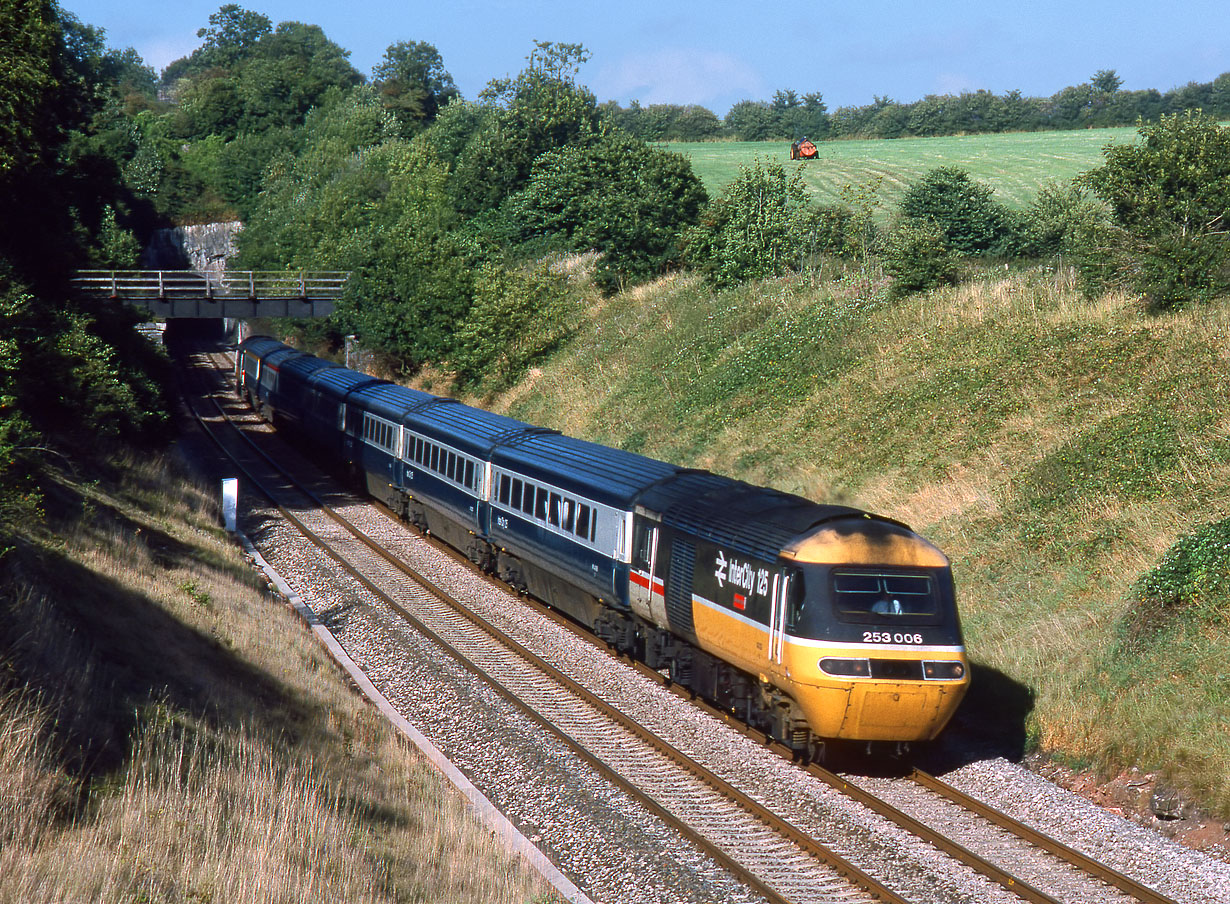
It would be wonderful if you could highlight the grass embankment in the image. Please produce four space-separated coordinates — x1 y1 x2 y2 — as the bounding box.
671 127 1139 210
0 453 551 902
484 264 1230 815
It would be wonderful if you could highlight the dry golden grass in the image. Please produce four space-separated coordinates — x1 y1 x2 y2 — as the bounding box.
0 453 553 903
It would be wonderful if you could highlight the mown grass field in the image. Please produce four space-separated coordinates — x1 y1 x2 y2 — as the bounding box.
670 127 1140 210
481 261 1230 817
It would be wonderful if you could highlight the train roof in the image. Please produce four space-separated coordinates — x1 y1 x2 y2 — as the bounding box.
240 335 295 359
638 471 876 562
491 432 683 508
277 352 339 382
403 401 536 458
349 381 438 420
304 366 390 399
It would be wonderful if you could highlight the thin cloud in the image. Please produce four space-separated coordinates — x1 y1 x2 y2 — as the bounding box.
595 49 766 109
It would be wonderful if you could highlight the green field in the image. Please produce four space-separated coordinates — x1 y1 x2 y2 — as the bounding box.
670 127 1140 210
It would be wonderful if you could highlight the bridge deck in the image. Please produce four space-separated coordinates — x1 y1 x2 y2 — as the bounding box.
72 270 348 318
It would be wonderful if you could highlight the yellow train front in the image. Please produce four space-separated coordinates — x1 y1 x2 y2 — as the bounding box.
628 475 968 756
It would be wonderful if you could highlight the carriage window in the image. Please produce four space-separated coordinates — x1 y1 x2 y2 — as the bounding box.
465 460 475 489
561 499 574 532
510 478 523 509
429 445 439 472
498 475 510 504
446 451 456 481
548 493 562 527
576 504 591 541
521 483 536 515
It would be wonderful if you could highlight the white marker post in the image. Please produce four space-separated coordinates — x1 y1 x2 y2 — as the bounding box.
221 478 239 532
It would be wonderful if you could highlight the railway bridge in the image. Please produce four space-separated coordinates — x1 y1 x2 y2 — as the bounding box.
71 270 349 319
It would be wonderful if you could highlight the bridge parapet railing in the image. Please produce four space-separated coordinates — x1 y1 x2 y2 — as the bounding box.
72 270 349 300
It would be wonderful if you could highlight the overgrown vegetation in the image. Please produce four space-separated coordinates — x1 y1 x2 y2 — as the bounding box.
0 455 551 902
1082 112 1230 308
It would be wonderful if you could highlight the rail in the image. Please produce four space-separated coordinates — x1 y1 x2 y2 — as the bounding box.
71 269 349 300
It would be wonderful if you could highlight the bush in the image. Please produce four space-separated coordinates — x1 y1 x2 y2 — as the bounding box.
1123 517 1230 641
684 158 818 286
882 219 961 297
449 263 578 390
1082 112 1230 308
899 166 1011 255
506 131 708 291
1013 180 1110 258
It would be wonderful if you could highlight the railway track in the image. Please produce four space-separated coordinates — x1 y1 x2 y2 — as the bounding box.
179 343 1190 904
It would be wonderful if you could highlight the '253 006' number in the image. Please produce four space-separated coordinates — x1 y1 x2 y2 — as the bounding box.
863 631 923 644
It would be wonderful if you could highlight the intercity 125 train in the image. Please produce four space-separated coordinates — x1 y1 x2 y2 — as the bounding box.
236 336 969 757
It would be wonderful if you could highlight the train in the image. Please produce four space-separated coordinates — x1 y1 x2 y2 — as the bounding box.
235 336 969 758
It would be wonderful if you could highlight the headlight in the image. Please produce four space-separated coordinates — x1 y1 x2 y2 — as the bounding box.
819 657 871 677
923 660 966 680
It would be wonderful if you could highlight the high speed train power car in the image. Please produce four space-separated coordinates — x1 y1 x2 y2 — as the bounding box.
237 336 969 757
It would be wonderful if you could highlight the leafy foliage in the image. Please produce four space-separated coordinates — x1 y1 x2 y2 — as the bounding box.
238 95 471 369
684 158 818 286
450 264 578 390
899 166 1011 255
1123 517 1230 642
507 132 708 290
1011 180 1110 258
882 218 960 297
449 42 602 216
373 41 459 135
1082 112 1230 307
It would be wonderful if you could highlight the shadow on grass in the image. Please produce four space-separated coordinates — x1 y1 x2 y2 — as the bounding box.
1 535 312 782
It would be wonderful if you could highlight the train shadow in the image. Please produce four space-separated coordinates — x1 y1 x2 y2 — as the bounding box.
917 659 1036 773
830 660 1036 777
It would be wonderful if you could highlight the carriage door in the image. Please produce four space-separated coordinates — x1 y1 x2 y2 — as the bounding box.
629 517 666 627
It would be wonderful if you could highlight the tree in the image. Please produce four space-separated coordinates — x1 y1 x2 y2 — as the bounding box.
162 4 270 84
450 41 601 215
195 3 270 66
0 0 62 178
166 11 362 141
882 219 960 297
1091 69 1123 96
1081 112 1230 307
724 100 775 141
373 40 459 133
508 131 708 289
684 157 817 285
899 166 1010 255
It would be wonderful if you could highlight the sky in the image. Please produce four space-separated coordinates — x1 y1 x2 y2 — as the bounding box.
62 0 1230 115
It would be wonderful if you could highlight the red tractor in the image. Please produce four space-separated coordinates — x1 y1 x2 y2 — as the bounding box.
790 138 818 160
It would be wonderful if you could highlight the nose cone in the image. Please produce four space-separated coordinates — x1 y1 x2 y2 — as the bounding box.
781 517 949 567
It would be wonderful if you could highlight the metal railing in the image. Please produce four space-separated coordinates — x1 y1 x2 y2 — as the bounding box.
71 270 349 300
